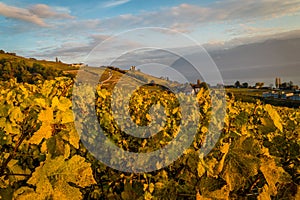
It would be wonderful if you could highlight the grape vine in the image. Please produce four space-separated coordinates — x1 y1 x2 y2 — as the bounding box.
0 77 299 199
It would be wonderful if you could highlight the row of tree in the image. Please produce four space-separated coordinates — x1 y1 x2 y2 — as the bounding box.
234 80 298 90
234 81 249 88
278 81 298 90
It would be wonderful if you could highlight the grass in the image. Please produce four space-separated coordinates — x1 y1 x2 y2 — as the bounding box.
78 66 181 89
226 88 269 97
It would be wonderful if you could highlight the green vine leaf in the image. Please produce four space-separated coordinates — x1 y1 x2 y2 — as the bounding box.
220 137 260 191
260 156 291 196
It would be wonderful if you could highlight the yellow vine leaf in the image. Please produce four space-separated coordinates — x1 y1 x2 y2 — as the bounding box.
60 124 80 149
61 110 74 124
56 110 74 124
0 117 6 128
205 157 218 178
295 186 300 200
0 117 14 134
216 143 230 175
52 96 60 109
28 123 52 145
52 180 83 200
201 126 208 133
172 107 179 115
13 187 37 200
34 98 47 107
146 113 151 121
201 185 230 200
196 190 201 200
257 185 271 200
9 107 24 123
155 182 164 190
64 144 70 159
16 155 96 200
197 161 205 178
8 159 31 182
0 176 9 189
149 183 155 193
38 108 53 123
52 96 72 112
220 143 230 154
40 141 47 153
264 104 283 132
4 122 13 134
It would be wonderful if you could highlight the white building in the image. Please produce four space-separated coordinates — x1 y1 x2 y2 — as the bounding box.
71 63 85 68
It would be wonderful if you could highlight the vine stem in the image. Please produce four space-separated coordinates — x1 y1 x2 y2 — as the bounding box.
0 106 33 176
0 129 27 176
2 173 30 177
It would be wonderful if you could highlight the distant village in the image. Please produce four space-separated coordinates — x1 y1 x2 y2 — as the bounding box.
174 77 300 101
69 63 300 101
262 77 300 101
130 65 300 101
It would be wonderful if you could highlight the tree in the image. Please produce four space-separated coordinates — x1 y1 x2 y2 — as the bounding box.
242 82 248 88
235 81 241 88
255 82 264 89
280 81 294 90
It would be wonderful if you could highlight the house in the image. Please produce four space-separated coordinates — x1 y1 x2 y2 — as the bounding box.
71 63 85 68
290 94 300 101
190 80 203 94
130 66 136 71
282 93 294 99
262 90 300 101
262 91 279 98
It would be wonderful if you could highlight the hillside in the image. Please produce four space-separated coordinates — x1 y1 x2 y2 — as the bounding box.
0 51 78 71
0 51 78 83
0 51 182 89
80 66 181 88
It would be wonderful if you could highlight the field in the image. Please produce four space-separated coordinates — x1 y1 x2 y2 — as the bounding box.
0 55 299 199
227 88 300 108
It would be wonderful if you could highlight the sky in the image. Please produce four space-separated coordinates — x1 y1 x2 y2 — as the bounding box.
0 0 300 85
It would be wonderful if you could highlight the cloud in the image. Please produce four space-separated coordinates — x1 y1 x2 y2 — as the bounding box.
0 2 47 26
52 19 102 34
29 34 115 62
9 0 300 64
226 24 284 37
0 2 74 27
29 4 74 19
90 34 111 44
99 0 300 32
169 23 193 33
202 28 300 51
102 0 131 8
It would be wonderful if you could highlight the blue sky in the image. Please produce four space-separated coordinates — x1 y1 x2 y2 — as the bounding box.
1 0 300 59
0 0 300 84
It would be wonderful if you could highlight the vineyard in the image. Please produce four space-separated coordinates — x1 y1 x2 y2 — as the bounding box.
0 73 299 199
